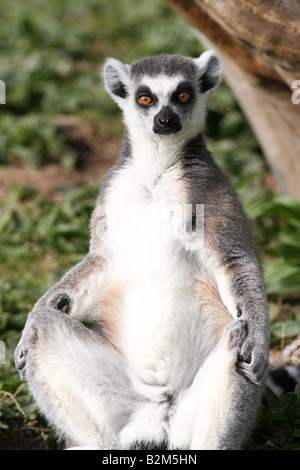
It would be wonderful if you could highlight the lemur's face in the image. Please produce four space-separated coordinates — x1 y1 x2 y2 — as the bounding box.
103 51 221 141
133 75 195 136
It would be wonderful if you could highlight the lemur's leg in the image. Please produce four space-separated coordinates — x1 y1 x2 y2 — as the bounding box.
15 307 138 449
15 253 110 386
15 251 169 449
170 318 262 450
34 253 108 323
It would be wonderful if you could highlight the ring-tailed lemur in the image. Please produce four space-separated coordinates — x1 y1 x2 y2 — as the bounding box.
15 50 271 450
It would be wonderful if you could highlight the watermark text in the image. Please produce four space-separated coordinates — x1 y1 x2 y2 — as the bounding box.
291 80 300 104
94 203 205 251
291 339 300 365
0 340 6 364
0 80 6 104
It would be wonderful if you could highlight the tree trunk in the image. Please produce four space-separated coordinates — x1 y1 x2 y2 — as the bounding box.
164 0 300 199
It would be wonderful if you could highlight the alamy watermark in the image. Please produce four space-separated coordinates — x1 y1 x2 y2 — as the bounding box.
94 202 205 251
291 80 300 104
290 339 300 365
0 340 6 365
0 80 6 104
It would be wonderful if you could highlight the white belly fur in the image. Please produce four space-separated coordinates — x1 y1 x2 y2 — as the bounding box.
102 162 215 398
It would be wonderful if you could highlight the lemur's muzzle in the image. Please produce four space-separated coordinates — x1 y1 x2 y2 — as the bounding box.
153 106 182 135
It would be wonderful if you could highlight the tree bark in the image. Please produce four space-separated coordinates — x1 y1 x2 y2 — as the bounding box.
164 0 300 199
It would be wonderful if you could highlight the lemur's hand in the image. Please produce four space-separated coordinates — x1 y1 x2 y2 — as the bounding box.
15 312 37 380
237 335 269 386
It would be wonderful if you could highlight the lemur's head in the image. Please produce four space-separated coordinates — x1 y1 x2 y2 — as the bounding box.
103 50 221 142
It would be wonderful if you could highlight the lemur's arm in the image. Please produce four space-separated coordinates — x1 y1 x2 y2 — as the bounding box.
203 192 269 386
214 251 269 386
185 143 269 386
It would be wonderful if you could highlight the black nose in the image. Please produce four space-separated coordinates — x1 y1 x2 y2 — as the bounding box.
158 113 173 126
153 106 182 135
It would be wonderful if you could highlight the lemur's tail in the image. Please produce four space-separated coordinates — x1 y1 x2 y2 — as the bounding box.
266 366 300 396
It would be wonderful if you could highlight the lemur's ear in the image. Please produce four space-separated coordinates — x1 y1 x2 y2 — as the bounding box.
193 50 222 95
102 58 131 106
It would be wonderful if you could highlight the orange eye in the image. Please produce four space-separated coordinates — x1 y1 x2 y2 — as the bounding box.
178 92 191 102
138 96 152 106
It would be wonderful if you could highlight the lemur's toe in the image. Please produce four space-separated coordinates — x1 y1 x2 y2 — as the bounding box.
224 318 248 352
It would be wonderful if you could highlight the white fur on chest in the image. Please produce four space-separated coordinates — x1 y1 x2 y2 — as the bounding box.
105 155 189 279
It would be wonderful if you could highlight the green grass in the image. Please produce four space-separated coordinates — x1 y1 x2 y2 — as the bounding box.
1 0 300 450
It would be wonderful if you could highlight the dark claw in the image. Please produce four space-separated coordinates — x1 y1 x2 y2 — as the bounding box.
236 304 242 318
56 295 71 314
239 351 252 364
237 345 268 386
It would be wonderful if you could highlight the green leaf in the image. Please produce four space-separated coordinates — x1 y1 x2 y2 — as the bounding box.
264 259 300 295
270 318 300 340
270 194 300 221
